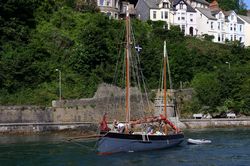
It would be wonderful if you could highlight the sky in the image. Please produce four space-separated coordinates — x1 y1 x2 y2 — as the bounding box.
244 0 250 9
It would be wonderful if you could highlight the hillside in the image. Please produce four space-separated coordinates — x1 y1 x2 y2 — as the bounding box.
0 0 249 115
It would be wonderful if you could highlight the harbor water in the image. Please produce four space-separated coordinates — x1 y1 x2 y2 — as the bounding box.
0 128 249 166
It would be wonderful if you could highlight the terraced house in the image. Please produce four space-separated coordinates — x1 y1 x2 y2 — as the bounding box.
95 0 250 46
96 0 136 18
135 0 250 46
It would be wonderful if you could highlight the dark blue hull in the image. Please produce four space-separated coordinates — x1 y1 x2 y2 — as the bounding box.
97 132 184 154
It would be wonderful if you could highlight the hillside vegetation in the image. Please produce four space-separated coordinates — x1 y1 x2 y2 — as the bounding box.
0 0 249 116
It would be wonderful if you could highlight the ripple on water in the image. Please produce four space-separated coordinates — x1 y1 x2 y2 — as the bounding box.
0 128 249 166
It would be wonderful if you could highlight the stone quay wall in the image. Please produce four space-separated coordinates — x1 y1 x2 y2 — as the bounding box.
0 84 154 133
0 83 248 133
181 118 250 129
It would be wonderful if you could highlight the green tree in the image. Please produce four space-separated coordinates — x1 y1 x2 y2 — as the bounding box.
191 73 221 109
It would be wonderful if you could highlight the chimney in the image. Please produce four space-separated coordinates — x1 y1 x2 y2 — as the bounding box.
209 0 220 11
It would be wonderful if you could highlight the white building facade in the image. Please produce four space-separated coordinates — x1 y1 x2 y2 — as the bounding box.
149 0 172 29
238 15 250 47
136 0 250 46
195 8 246 45
148 0 198 36
172 0 197 36
97 0 120 18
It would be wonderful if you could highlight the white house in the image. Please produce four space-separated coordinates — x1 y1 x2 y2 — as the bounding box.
135 0 250 46
195 7 216 37
136 0 197 35
97 0 120 18
238 15 250 47
195 8 247 45
213 10 227 43
223 11 245 43
172 0 197 36
149 0 172 28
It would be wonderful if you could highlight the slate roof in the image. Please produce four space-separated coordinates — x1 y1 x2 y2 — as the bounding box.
144 0 161 8
195 0 209 5
237 17 244 24
196 7 217 20
211 10 221 15
186 4 196 12
223 10 234 16
238 15 250 24
173 0 196 12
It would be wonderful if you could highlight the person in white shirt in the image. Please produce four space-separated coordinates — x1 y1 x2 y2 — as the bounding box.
117 123 125 133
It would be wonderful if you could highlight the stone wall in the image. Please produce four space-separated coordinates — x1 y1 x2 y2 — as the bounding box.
181 118 250 128
0 84 194 133
0 106 53 123
0 84 154 124
52 95 153 123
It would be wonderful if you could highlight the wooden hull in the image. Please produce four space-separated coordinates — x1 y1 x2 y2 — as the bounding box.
97 132 184 154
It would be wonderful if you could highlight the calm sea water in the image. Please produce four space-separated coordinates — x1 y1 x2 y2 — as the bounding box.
0 128 249 166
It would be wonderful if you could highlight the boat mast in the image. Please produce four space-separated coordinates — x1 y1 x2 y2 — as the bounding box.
163 41 167 118
125 6 131 124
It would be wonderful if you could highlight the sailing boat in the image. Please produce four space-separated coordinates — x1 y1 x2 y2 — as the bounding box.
97 7 184 155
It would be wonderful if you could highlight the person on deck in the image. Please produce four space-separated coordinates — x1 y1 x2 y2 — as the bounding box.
100 113 110 132
117 123 125 133
112 119 118 131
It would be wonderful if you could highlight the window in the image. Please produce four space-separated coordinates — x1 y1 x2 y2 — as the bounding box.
218 34 220 42
161 11 164 19
181 17 185 20
219 13 222 19
231 15 234 20
211 22 214 29
100 0 104 6
239 37 242 41
106 0 110 6
218 22 220 30
165 11 168 19
234 35 236 40
123 6 126 13
181 25 185 33
231 35 233 41
165 23 168 29
178 17 180 20
240 25 242 32
163 2 169 8
107 12 111 17
230 24 232 31
190 14 193 17
190 18 193 22
115 0 118 7
180 3 183 9
222 34 224 41
153 11 156 19
234 24 236 31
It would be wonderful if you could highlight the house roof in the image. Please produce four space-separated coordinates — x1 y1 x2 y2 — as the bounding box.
237 17 245 24
223 10 234 16
195 0 209 5
173 0 196 12
211 10 221 15
238 15 250 24
186 4 196 12
196 7 217 20
144 0 161 8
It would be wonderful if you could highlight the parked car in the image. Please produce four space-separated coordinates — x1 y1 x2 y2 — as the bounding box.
226 113 236 118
